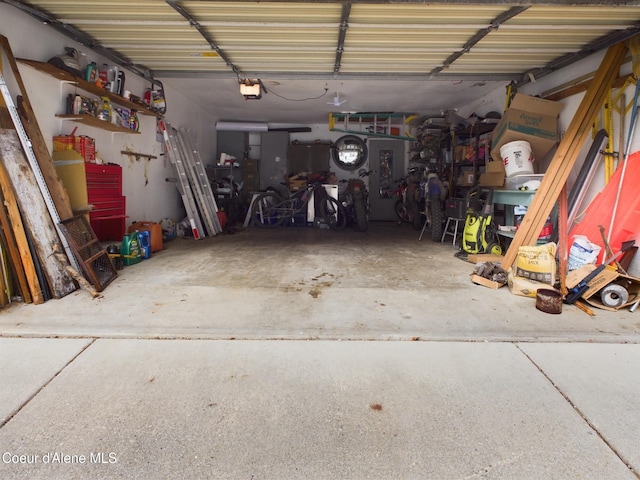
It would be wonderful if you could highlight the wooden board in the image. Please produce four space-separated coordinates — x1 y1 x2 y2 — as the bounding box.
0 185 32 303
0 148 40 303
0 35 74 220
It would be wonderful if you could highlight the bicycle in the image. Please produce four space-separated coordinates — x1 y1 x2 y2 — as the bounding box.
251 182 345 230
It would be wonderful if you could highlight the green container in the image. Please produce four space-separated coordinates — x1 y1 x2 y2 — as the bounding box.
121 231 142 266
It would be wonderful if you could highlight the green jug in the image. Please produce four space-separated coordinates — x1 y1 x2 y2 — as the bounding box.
121 231 142 266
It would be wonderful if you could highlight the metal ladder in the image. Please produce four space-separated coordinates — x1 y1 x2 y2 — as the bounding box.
159 120 205 239
178 128 222 233
175 128 221 235
0 71 80 270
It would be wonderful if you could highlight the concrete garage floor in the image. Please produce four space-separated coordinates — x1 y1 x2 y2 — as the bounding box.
1 222 639 479
2 222 639 340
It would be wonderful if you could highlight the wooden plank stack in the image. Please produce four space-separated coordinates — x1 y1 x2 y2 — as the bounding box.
501 41 628 271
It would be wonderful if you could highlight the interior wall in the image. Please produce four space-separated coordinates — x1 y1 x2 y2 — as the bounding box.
0 4 218 226
289 125 411 189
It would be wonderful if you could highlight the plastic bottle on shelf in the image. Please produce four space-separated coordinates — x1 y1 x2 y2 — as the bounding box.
116 71 125 96
107 65 119 93
85 61 98 83
98 63 109 89
128 109 139 131
73 95 82 115
97 96 112 122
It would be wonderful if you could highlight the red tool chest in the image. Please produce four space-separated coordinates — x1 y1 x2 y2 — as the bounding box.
85 163 126 241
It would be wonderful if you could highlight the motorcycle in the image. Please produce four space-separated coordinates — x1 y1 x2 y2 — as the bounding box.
340 169 371 232
393 167 422 224
398 166 425 231
420 170 449 241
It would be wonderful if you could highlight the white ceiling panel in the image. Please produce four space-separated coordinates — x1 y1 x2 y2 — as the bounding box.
6 1 640 123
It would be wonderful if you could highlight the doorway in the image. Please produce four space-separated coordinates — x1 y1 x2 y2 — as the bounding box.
368 139 405 221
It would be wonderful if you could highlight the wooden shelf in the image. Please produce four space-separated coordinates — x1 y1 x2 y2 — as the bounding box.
56 114 140 134
17 58 161 117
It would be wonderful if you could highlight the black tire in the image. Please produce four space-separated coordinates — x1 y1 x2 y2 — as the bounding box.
411 202 423 230
353 194 368 232
319 196 346 230
430 195 443 242
395 200 411 223
251 192 286 228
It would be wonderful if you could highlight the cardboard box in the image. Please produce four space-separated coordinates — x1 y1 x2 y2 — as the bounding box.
581 267 640 311
470 274 504 289
468 253 504 264
490 93 564 166
454 145 468 163
479 160 505 187
285 174 307 191
458 169 475 187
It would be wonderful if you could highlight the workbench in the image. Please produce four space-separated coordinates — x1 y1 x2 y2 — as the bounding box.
492 189 556 244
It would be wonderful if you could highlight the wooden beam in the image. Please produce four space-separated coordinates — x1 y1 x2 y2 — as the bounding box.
0 35 74 220
501 41 628 271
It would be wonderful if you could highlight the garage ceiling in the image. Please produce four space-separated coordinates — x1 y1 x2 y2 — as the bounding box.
6 0 640 124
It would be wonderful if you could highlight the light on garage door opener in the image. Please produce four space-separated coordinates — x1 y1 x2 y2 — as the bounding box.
240 79 263 100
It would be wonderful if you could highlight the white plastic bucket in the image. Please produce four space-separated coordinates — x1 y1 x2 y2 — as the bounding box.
500 140 534 177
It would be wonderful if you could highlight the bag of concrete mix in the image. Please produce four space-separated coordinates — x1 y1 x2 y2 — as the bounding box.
507 269 554 298
515 242 557 285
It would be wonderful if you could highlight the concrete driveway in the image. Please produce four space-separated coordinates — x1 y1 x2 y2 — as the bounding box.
1 224 639 479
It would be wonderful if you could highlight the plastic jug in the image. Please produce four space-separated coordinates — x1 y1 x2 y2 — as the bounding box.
121 231 142 266
138 230 151 259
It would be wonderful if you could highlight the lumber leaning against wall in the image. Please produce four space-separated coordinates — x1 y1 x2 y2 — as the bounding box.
0 160 37 304
0 35 74 221
0 129 76 298
501 41 628 271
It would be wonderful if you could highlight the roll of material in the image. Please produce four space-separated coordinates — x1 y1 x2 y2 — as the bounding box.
600 284 629 308
215 121 268 132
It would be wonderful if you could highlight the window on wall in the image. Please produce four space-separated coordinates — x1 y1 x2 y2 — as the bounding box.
378 149 393 199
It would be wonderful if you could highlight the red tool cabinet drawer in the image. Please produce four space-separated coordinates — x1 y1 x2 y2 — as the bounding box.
85 163 122 198
89 196 126 241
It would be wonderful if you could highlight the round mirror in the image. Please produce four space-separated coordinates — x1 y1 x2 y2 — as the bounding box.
331 135 368 170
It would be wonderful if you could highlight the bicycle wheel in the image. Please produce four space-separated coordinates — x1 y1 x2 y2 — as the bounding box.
353 194 368 232
319 196 346 230
394 199 411 223
251 192 287 228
